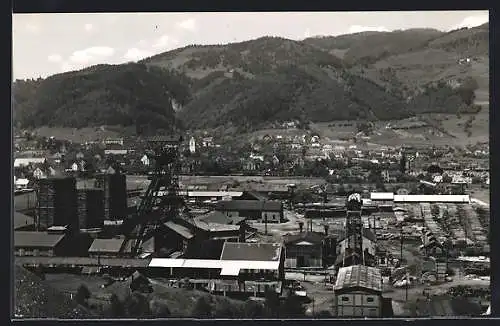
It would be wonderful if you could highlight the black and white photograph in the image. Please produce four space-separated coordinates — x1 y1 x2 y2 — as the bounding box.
12 10 490 319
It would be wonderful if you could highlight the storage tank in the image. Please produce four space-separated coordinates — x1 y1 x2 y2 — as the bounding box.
77 188 105 230
37 177 77 231
94 172 127 220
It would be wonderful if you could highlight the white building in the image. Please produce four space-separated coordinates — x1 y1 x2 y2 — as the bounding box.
141 154 150 166
189 136 196 153
14 158 46 168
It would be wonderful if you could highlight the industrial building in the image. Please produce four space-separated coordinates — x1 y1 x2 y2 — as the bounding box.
77 188 105 230
37 177 78 231
283 231 336 268
94 172 128 221
215 200 284 223
14 231 68 257
334 265 384 317
14 212 35 231
88 238 134 258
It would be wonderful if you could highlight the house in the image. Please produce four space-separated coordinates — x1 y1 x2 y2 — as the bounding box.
104 149 128 156
14 231 68 257
216 200 284 223
33 167 47 179
141 154 150 166
15 178 30 190
14 158 46 168
189 137 196 153
71 162 79 172
283 231 331 268
334 265 383 317
201 137 214 147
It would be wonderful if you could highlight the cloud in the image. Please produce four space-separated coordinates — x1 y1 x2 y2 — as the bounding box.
69 46 115 64
152 34 179 49
47 54 63 63
60 62 74 73
175 18 197 32
348 25 389 34
25 23 41 34
452 14 489 30
84 23 94 32
124 48 153 61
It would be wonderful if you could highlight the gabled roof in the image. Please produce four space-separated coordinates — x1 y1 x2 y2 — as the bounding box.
88 238 132 254
220 242 282 262
283 232 325 245
14 231 65 248
334 265 382 293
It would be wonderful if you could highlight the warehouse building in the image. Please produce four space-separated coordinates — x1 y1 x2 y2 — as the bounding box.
334 265 384 317
216 200 284 223
14 231 69 257
14 212 35 231
283 231 330 268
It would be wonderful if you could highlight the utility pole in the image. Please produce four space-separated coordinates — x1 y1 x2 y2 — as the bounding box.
405 271 409 302
400 224 404 264
265 214 268 235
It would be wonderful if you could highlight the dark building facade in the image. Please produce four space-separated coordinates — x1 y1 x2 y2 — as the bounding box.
216 200 284 223
37 177 78 231
77 188 105 230
95 173 127 221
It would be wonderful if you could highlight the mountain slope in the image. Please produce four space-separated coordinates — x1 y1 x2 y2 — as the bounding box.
13 63 191 134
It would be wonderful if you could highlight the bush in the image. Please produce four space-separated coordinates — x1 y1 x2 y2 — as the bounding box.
191 296 212 318
75 284 91 306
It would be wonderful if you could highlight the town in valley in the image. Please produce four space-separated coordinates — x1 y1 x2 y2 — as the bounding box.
12 11 490 319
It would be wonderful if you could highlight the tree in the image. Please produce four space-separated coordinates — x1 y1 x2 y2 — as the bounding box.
191 296 212 318
108 293 125 317
150 300 171 318
75 284 91 306
243 300 264 318
124 292 151 318
281 294 306 318
264 288 280 318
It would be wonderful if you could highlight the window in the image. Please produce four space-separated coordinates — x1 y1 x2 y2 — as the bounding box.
342 297 349 302
367 297 374 302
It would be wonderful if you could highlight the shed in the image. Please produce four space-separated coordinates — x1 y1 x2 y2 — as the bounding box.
88 238 132 257
14 231 66 256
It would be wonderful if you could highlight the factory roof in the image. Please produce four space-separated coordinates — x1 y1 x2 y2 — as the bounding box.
148 258 280 276
179 191 244 198
88 238 132 254
14 231 65 248
283 232 325 245
370 192 394 201
14 157 46 168
163 221 194 239
191 218 240 232
393 195 470 203
16 256 150 268
216 200 283 212
334 265 382 293
220 242 282 262
13 212 35 230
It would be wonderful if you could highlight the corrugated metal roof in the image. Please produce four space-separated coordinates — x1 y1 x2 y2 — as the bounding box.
220 242 282 261
148 258 280 274
283 232 325 245
88 238 129 253
163 221 194 239
334 265 382 293
14 231 65 248
192 219 240 232
370 192 394 200
393 195 470 202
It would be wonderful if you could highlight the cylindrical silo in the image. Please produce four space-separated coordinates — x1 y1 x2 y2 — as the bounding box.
77 188 105 230
94 173 127 220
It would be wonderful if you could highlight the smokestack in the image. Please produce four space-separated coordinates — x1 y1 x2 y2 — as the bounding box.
299 221 304 233
324 224 329 236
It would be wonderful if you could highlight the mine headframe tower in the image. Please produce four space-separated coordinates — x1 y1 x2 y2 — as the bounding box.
342 192 364 267
120 135 189 255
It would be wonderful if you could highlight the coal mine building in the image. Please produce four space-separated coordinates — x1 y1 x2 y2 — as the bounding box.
334 265 384 318
215 200 284 223
14 231 69 257
283 231 326 268
88 238 133 258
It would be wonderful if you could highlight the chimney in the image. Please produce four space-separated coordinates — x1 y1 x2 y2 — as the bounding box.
324 224 329 236
298 221 304 233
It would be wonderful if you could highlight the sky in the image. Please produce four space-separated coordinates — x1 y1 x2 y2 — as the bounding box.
12 10 489 80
